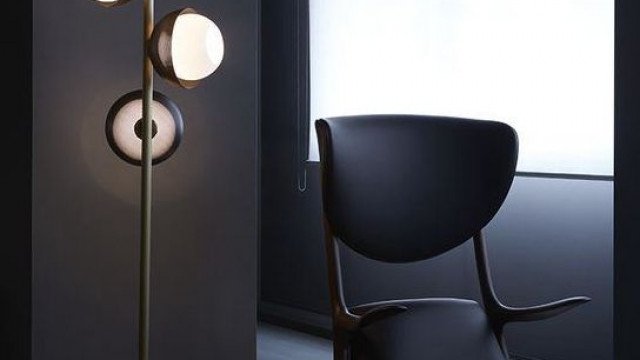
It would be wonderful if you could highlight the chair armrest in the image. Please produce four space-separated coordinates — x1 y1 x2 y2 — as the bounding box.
473 232 591 326
496 296 591 323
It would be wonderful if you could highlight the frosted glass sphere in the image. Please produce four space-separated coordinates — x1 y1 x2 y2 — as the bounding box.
150 8 225 89
173 13 224 81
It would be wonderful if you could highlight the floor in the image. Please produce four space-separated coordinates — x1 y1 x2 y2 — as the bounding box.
257 323 537 360
257 323 332 360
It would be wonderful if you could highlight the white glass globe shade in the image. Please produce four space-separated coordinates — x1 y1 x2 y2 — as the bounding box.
172 13 224 82
150 8 225 89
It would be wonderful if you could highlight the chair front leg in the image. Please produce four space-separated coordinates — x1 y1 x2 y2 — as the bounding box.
492 323 509 359
334 331 352 360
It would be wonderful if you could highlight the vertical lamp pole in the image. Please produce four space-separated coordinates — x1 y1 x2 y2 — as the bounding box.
140 0 154 359
95 1 225 359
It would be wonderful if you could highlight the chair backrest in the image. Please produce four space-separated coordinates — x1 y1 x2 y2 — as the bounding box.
316 115 518 263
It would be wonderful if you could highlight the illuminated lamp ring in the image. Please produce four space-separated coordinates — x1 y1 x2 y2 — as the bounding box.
105 90 184 166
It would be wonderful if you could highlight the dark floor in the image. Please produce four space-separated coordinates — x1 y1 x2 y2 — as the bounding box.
257 323 541 360
257 323 331 360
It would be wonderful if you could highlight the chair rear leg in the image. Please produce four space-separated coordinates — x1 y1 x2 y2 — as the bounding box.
334 334 351 360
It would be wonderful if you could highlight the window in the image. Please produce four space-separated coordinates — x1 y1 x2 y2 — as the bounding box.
309 0 613 176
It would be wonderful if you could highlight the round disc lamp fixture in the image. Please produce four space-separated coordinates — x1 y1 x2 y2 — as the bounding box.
150 8 225 89
94 0 133 8
106 90 184 166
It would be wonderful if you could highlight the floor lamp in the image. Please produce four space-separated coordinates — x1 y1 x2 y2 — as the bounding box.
92 1 224 359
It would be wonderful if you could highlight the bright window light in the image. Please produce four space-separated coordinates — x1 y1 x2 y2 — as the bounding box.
309 0 613 176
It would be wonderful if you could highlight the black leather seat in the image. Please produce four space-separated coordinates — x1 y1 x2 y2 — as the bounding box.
351 299 503 360
315 115 590 360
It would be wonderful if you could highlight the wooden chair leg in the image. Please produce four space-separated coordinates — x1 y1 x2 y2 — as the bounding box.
334 334 351 360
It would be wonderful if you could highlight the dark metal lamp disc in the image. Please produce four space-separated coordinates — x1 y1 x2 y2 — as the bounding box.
105 90 184 166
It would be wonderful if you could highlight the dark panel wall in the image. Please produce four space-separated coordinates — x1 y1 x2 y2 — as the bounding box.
473 178 612 360
1 2 32 359
33 1 258 359
261 1 613 359
614 1 640 359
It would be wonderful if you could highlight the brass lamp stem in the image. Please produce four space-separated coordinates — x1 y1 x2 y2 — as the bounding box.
140 0 154 359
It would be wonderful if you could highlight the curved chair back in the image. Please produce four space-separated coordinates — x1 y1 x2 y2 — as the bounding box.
316 115 518 262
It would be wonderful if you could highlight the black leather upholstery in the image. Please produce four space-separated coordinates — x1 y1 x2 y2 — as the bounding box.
316 115 518 262
351 299 505 360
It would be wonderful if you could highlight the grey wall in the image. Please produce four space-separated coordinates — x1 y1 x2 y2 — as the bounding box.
33 0 259 359
482 178 612 359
